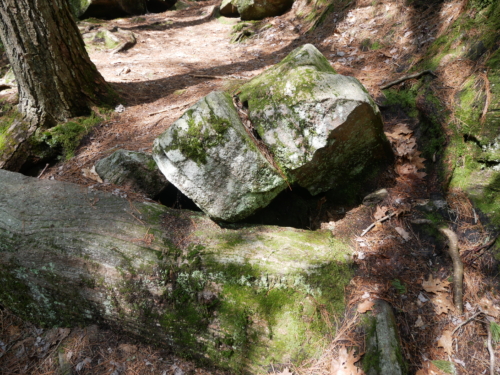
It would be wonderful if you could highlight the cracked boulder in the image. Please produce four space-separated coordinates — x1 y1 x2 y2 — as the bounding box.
238 44 393 195
235 0 294 20
95 149 169 198
69 0 172 19
152 91 287 222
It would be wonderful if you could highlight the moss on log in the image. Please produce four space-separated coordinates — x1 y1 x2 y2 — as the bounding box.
0 169 352 373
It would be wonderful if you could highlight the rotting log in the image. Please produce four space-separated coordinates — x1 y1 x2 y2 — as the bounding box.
0 169 352 373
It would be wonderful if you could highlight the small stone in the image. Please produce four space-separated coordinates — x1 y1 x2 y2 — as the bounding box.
363 188 389 205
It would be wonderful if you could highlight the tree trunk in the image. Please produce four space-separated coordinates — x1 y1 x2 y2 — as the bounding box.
0 0 114 127
0 169 352 373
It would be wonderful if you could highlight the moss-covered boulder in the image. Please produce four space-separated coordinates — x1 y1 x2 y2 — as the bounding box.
95 149 169 198
152 91 287 222
69 0 148 19
238 44 393 195
220 0 239 17
236 0 294 20
0 169 352 373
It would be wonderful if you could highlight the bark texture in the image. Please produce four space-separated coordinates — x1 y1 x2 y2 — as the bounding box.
0 169 352 373
0 0 113 127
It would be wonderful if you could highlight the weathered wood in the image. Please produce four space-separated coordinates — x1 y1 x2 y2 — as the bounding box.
0 169 352 373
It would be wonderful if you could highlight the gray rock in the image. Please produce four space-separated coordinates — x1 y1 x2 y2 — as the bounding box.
95 149 169 198
69 0 163 19
219 0 239 17
236 0 294 20
363 188 389 206
239 44 393 195
362 300 407 375
152 91 286 222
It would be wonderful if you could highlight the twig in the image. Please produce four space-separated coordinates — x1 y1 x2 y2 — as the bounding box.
148 103 190 116
380 70 438 90
472 236 498 253
439 227 464 314
360 211 396 237
452 311 482 335
37 163 50 179
485 318 495 375
190 74 246 80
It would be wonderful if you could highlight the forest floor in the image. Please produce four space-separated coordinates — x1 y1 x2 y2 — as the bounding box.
1 0 500 374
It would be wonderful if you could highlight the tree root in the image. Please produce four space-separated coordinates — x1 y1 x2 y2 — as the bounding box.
380 70 437 90
439 227 464 314
410 220 464 314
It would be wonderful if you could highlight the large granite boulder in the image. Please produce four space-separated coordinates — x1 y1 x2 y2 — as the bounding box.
220 0 239 17
152 91 287 222
95 149 169 198
239 0 294 20
238 44 393 195
69 0 149 19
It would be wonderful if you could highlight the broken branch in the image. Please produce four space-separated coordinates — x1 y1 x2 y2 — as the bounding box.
360 211 396 237
380 70 437 90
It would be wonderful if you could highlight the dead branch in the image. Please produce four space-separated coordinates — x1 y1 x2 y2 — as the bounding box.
190 74 246 80
452 311 482 335
471 236 498 253
360 211 396 237
439 227 464 314
380 70 438 90
148 103 190 116
37 163 50 179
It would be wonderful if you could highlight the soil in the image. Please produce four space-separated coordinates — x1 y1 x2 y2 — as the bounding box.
1 0 500 374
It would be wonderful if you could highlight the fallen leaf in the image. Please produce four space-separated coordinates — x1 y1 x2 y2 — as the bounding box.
386 124 413 139
410 154 427 170
396 163 416 175
422 275 450 294
118 343 137 355
479 297 500 318
395 226 411 241
331 346 365 375
374 205 387 220
82 166 103 183
357 300 375 313
431 292 455 315
437 329 454 355
415 315 425 328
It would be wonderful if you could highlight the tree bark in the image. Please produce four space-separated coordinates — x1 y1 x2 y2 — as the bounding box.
0 169 351 373
0 0 114 128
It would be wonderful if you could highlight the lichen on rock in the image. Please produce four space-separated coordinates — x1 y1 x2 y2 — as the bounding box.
238 44 393 195
153 91 287 222
95 149 169 198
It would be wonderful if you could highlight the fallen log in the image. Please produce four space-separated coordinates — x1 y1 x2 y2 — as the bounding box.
0 169 352 373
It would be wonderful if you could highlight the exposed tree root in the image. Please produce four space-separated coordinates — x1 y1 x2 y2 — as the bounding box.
485 317 495 375
439 227 463 315
380 70 437 90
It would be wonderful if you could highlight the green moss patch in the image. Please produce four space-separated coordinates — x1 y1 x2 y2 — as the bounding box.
31 112 103 160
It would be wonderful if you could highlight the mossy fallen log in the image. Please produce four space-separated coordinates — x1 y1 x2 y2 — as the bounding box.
0 169 352 373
